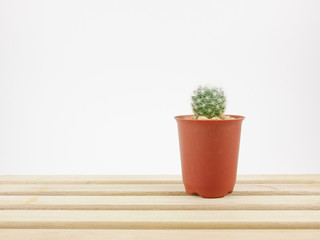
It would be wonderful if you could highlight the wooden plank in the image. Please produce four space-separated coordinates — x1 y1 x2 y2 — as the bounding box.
0 175 182 184
238 175 320 184
0 210 319 229
0 175 320 184
1 183 320 196
234 184 320 196
0 229 320 240
0 184 185 196
0 195 319 210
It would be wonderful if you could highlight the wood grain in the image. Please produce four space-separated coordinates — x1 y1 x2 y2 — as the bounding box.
0 229 319 240
0 195 319 210
1 175 319 184
1 174 319 239
0 210 319 229
1 183 319 196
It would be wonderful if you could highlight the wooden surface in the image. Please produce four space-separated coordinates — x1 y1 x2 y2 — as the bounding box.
0 175 319 239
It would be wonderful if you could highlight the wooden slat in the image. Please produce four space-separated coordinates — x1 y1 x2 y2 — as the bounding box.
0 175 182 184
238 175 320 184
1 175 319 238
0 184 184 196
0 195 320 210
1 183 320 196
0 175 320 184
234 184 320 196
1 229 320 240
0 210 319 229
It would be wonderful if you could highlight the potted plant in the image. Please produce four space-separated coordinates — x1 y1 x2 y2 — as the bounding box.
175 85 245 198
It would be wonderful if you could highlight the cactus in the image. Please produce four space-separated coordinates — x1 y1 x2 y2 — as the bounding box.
191 85 226 119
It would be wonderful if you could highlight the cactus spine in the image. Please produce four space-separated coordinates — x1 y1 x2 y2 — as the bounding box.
191 85 226 119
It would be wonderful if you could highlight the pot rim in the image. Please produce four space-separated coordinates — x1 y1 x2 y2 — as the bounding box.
174 114 245 121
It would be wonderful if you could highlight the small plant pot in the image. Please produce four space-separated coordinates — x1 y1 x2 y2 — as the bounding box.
175 115 245 198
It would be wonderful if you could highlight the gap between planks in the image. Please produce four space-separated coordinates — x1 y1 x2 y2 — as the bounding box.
0 195 320 210
0 183 319 196
0 229 320 240
0 175 320 184
0 210 320 229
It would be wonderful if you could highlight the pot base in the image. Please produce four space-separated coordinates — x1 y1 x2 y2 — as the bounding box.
185 188 234 198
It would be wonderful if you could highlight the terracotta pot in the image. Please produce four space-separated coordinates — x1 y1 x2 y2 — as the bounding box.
175 115 245 198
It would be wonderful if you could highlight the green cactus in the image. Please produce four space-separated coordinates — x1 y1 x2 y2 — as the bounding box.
191 85 226 119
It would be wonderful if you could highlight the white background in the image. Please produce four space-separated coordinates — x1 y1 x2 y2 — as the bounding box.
1 0 319 174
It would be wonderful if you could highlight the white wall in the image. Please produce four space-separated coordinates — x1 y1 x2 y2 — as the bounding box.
1 0 319 174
